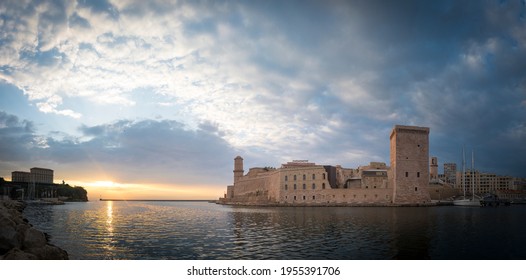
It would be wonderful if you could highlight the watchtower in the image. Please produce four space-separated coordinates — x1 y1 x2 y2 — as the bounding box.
233 156 244 183
430 157 438 180
390 125 431 204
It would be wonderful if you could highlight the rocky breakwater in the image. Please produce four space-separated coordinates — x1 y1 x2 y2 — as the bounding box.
0 200 68 260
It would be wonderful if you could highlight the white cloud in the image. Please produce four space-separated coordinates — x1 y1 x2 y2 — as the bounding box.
1 0 525 177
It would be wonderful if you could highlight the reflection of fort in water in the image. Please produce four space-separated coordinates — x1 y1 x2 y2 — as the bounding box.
220 125 433 206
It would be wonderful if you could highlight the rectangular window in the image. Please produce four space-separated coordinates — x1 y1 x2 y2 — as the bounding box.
285 184 288 190
294 184 297 190
303 184 306 189
312 196 315 200
405 172 409 177
285 175 288 181
303 196 306 200
417 172 420 178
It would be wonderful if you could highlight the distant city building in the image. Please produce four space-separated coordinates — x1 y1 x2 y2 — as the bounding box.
513 178 526 191
11 171 31 183
456 170 514 194
220 125 432 206
443 163 457 185
11 167 54 184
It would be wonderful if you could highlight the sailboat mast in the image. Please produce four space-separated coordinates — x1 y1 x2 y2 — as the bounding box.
462 146 466 198
471 150 475 197
472 149 475 198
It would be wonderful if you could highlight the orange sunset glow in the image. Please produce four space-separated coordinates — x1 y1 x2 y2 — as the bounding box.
68 180 224 200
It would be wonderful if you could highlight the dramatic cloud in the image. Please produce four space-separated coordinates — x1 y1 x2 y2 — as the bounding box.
0 110 243 185
1 0 525 190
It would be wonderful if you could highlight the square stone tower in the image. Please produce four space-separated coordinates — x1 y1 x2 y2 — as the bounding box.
390 125 431 204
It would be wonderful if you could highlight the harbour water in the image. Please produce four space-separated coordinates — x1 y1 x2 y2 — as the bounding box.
23 201 526 260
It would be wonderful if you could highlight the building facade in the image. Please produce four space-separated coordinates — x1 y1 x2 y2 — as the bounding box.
443 163 457 185
220 125 432 206
11 167 54 184
11 171 31 183
456 170 514 194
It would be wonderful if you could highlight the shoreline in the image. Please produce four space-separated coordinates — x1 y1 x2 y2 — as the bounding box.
0 200 69 260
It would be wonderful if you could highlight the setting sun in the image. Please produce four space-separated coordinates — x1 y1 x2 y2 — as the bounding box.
66 179 223 201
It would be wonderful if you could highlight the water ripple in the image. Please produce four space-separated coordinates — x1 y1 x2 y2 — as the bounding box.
22 201 526 259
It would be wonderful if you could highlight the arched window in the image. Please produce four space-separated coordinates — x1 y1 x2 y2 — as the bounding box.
322 183 326 189
303 174 306 180
285 175 288 181
312 183 316 189
312 174 316 180
285 184 288 190
302 184 306 189
294 184 297 190
294 175 297 181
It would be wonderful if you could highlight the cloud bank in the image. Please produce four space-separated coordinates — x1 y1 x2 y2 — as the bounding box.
1 0 525 184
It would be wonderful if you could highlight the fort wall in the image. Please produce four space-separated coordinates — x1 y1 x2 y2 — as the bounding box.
220 124 434 206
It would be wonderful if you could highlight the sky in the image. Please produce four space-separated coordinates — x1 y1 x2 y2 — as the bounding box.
1 0 525 200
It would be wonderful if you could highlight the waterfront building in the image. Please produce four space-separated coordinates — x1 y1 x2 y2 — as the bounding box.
11 167 54 184
456 170 514 194
30 168 54 184
11 171 31 183
443 163 457 185
220 125 432 206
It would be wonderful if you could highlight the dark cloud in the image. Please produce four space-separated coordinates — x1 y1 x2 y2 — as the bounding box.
0 111 37 161
1 110 241 185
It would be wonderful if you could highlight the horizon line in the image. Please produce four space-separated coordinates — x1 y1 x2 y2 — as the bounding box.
99 199 217 202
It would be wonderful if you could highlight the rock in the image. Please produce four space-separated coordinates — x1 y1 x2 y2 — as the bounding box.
0 200 69 260
1 248 38 260
27 245 68 260
0 209 20 254
23 227 48 249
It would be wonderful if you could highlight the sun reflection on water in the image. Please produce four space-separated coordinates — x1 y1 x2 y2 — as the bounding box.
106 201 113 233
103 201 115 255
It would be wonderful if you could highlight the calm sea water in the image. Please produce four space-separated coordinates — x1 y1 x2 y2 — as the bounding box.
23 201 526 260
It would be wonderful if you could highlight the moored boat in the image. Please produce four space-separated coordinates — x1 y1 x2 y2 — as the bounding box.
453 148 480 207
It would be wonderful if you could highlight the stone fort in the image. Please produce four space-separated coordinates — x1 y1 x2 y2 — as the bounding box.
219 125 432 206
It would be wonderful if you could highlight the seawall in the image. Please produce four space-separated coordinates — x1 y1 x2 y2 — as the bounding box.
217 200 438 207
0 200 69 260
